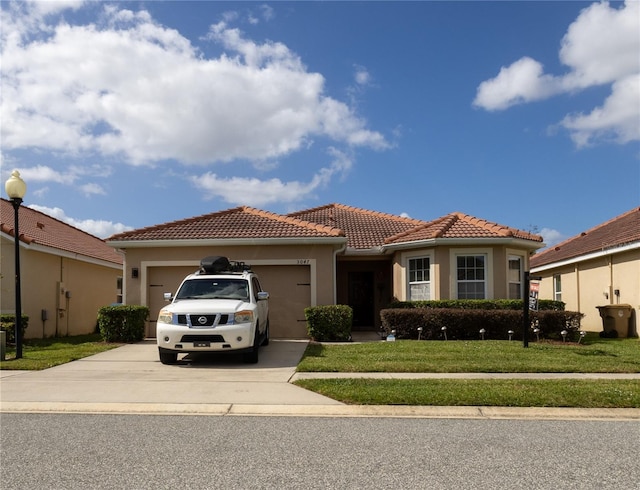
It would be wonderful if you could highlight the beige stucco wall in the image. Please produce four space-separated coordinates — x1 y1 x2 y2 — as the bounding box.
392 244 532 301
113 242 341 338
534 248 639 334
1 237 123 339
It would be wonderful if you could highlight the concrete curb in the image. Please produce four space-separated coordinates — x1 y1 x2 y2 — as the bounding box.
2 401 639 421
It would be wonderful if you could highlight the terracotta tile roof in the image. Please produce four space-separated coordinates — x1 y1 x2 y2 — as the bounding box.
107 206 345 242
385 212 543 245
1 198 123 265
530 207 640 268
287 203 425 249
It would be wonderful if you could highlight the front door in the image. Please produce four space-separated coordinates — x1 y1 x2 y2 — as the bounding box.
348 271 374 329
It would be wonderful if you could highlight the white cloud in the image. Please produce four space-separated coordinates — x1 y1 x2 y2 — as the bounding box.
28 204 132 238
1 4 388 168
474 0 639 147
191 148 354 206
540 227 566 248
354 65 371 86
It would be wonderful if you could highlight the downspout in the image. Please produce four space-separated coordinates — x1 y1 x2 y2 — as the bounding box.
575 263 580 314
333 242 347 304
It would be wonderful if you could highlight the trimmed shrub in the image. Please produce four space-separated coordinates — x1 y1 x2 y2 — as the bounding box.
97 305 148 343
380 308 583 341
387 299 565 311
0 314 29 344
305 305 353 341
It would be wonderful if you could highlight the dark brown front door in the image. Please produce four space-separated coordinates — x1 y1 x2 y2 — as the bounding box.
348 271 374 329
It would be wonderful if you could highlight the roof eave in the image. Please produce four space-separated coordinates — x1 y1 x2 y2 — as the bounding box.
384 237 545 251
106 237 348 249
531 241 640 272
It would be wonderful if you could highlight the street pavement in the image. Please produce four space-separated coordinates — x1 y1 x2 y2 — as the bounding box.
1 338 639 420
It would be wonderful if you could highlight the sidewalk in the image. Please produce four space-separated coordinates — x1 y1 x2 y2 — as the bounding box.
1 339 639 420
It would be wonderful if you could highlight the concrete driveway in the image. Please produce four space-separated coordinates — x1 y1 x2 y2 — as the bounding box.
0 339 342 413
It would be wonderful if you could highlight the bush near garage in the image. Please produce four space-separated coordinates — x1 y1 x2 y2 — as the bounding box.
305 305 353 342
97 305 149 343
380 307 584 341
0 314 29 343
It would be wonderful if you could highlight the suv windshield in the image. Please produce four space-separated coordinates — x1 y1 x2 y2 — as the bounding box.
175 278 249 301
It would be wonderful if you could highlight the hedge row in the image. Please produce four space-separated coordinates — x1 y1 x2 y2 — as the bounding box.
380 308 584 341
387 299 566 311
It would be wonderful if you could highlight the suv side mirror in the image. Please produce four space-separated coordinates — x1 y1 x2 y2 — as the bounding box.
163 292 173 302
257 291 269 301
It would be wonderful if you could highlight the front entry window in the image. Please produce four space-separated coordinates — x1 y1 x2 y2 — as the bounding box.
409 257 430 301
457 255 486 299
508 256 523 299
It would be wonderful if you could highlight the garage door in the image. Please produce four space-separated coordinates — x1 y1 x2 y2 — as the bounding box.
251 265 311 339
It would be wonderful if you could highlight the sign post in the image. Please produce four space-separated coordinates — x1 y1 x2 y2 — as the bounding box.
523 272 542 348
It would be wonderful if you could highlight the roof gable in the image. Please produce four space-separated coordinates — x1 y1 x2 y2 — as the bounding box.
531 207 640 268
107 206 345 242
385 212 543 245
288 203 425 249
1 198 123 265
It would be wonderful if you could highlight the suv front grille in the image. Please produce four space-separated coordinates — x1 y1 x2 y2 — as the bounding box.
177 314 229 327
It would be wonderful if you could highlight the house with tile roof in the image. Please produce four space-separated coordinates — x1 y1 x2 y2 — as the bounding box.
531 207 639 336
1 198 124 339
107 203 543 338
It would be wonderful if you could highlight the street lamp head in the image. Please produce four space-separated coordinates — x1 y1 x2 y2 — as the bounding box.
5 170 27 201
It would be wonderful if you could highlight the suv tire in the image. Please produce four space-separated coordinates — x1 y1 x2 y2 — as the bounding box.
159 349 178 365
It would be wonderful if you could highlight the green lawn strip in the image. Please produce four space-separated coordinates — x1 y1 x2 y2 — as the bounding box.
1 334 122 370
297 336 640 373
293 378 640 408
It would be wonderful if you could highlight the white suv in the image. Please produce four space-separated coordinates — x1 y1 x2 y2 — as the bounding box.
156 256 269 364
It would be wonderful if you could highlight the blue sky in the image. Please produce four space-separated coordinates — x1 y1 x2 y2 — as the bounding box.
2 1 639 247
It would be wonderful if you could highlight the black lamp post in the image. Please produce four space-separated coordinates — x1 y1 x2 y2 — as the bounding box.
5 170 27 359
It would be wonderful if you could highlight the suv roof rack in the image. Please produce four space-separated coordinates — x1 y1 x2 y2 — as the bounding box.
198 256 252 275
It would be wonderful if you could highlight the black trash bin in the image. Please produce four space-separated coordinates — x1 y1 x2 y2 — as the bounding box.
596 304 633 338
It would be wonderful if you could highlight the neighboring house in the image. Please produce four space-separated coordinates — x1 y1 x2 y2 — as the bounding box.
1 198 124 339
530 207 640 336
107 203 543 338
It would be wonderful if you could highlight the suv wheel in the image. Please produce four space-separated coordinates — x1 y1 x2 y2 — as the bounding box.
243 328 260 364
159 349 178 365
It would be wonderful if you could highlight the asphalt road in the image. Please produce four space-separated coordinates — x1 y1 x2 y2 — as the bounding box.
2 413 638 489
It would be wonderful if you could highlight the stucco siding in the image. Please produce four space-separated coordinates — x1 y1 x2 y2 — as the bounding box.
1 236 122 339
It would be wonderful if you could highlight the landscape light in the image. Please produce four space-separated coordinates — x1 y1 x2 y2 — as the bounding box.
479 328 486 340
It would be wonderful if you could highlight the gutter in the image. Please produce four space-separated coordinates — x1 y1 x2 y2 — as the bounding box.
383 237 544 252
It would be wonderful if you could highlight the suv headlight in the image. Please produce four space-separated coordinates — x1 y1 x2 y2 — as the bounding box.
158 309 174 324
234 310 253 323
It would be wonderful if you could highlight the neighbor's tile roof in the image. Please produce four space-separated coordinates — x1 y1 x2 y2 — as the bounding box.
530 207 640 268
287 203 425 249
385 212 544 245
0 198 123 265
107 206 345 242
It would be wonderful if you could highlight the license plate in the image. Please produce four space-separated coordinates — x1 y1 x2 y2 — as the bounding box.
194 341 210 347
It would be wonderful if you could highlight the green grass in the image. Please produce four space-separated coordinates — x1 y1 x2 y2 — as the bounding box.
293 378 640 408
294 334 640 407
1 334 121 370
297 335 640 373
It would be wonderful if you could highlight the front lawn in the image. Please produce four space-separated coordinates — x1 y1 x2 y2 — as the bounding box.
0 334 121 370
296 334 640 373
294 334 640 407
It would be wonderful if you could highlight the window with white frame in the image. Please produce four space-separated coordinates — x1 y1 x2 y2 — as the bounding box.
508 256 523 299
408 257 430 301
456 254 486 299
553 274 562 302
